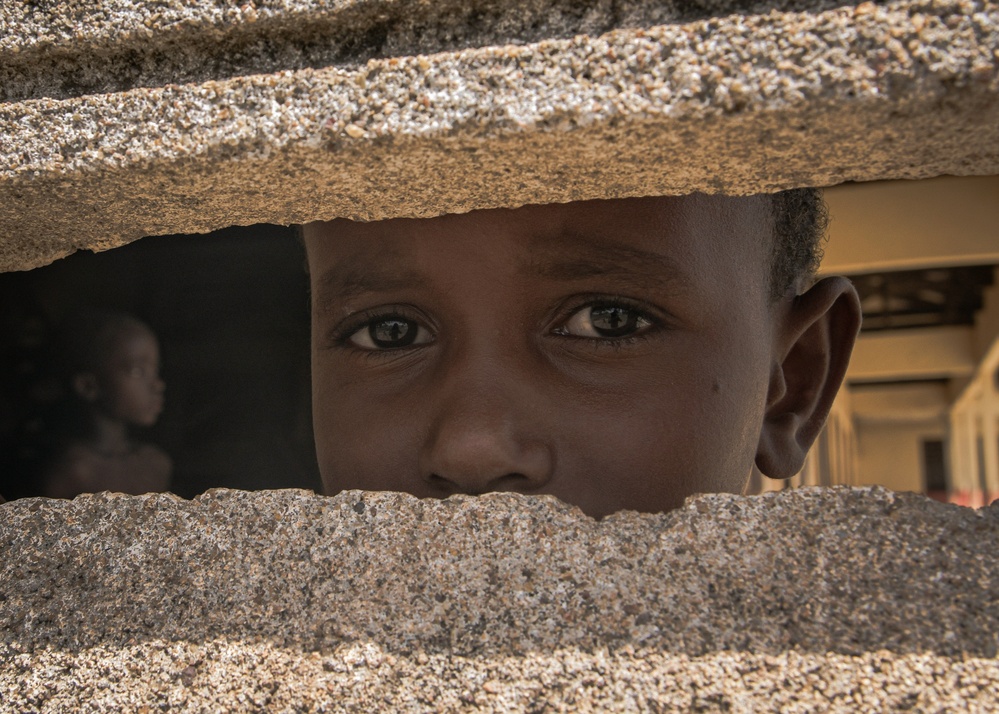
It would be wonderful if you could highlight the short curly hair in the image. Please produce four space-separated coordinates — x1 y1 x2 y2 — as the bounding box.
769 188 828 299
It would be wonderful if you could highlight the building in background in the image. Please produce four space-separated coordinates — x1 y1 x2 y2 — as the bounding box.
783 175 999 508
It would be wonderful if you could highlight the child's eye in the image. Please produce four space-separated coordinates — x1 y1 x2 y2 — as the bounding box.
557 304 654 339
348 316 432 350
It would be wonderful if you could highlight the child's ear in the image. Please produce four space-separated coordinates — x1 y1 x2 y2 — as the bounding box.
72 373 100 403
756 276 862 479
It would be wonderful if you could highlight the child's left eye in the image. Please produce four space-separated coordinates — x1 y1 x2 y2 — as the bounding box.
347 316 433 350
556 304 654 339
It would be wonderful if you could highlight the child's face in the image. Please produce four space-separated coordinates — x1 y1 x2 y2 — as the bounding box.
304 195 820 517
94 327 165 427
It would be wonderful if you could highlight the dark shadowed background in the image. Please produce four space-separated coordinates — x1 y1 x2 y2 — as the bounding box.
0 225 320 499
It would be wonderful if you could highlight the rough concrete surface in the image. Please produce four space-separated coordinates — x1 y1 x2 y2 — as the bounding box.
0 0 879 102
1 0 998 271
0 487 997 710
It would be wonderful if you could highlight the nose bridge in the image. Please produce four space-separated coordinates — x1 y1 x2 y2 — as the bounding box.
421 345 553 494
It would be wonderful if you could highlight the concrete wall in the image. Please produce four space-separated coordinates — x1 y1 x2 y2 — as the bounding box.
1 489 997 709
2 0 999 271
1 0 998 707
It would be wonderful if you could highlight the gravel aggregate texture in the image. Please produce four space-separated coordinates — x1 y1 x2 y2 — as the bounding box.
0 487 997 709
0 488 999 712
4 486 997 657
0 0 869 103
1 0 998 271
2 643 998 711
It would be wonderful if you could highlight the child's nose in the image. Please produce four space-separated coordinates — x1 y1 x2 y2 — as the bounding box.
419 375 554 496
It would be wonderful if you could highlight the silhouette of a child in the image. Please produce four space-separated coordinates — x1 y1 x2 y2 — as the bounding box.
41 310 171 499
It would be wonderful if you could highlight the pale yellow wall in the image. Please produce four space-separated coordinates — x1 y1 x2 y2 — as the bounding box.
855 422 946 494
821 176 999 275
850 382 949 423
847 326 974 383
972 269 999 362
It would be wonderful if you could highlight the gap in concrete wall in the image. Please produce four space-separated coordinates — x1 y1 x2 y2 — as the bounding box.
0 224 320 500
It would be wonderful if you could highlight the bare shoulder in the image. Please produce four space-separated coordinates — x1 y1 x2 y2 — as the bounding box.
44 444 101 498
135 443 172 475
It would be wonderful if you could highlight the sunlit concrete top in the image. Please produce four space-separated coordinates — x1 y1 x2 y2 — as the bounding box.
1 488 997 708
1 0 997 271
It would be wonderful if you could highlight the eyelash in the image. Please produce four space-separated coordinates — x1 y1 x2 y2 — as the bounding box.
551 296 662 345
326 306 432 352
326 296 665 353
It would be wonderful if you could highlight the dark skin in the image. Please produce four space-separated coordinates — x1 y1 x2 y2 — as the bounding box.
304 195 861 518
44 324 171 499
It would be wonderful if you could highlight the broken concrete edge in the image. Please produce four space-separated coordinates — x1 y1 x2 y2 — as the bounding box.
6 483 992 537
2 0 997 272
2 487 997 660
5 482 992 528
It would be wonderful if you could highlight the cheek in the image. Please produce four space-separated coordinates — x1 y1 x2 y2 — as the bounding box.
704 325 774 474
103 384 151 423
559 375 745 490
552 335 770 504
128 382 156 404
312 359 423 493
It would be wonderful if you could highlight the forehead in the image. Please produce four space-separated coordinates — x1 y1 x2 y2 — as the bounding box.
104 325 158 358
303 194 773 295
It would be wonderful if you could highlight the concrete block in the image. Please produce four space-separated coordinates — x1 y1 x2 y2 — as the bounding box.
1 0 998 271
1 487 997 709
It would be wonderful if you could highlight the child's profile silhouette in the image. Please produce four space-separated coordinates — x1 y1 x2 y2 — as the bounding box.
38 309 171 499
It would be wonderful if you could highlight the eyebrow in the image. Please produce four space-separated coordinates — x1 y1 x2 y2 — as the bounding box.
313 229 691 311
525 233 692 292
314 260 426 312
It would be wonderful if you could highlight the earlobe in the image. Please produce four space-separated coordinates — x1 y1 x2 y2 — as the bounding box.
756 276 862 479
72 373 100 403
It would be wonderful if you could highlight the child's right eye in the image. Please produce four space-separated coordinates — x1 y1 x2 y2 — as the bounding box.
554 302 657 340
347 317 433 350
